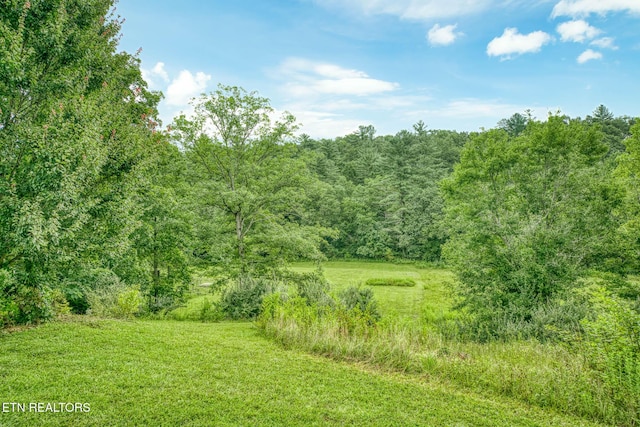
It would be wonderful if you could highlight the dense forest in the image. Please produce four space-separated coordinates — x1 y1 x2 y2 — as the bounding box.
2 1 640 424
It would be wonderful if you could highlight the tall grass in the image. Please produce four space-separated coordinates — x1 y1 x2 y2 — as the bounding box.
257 293 638 426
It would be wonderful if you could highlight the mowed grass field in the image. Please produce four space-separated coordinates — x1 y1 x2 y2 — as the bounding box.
0 319 601 427
291 261 456 322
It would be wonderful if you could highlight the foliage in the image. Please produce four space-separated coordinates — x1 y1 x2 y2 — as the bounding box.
218 276 279 320
132 138 193 312
364 277 416 287
442 115 619 340
580 285 640 421
497 112 530 137
172 85 332 276
338 286 381 321
299 124 467 261
86 282 143 319
615 123 640 273
288 269 334 307
585 105 635 158
0 0 163 324
0 268 52 325
165 295 223 322
46 287 72 317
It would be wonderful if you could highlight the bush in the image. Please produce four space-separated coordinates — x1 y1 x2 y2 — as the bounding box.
0 270 19 327
581 286 640 422
292 271 334 307
338 286 381 321
198 298 224 322
86 282 143 319
0 270 54 326
46 288 72 317
62 268 124 314
449 292 591 343
364 278 416 287
218 276 277 320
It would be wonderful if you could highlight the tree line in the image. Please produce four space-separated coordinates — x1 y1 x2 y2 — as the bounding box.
2 1 639 348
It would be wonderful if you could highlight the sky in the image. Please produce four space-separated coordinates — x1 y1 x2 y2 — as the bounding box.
116 0 640 138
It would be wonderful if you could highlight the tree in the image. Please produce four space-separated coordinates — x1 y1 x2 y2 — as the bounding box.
442 115 617 339
132 137 193 312
0 0 161 323
297 124 467 261
586 105 635 157
615 123 640 273
172 85 330 275
497 112 530 137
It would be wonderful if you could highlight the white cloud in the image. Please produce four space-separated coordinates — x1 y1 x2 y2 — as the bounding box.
165 70 212 106
487 28 552 58
556 20 601 42
313 0 492 20
279 58 398 97
428 24 463 46
271 59 435 138
552 0 640 17
590 37 618 49
141 62 170 88
577 48 603 63
292 110 366 138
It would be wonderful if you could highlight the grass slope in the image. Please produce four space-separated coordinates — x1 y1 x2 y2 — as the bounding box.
0 319 599 426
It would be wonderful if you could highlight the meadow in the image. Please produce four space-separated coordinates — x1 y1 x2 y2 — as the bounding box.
261 261 637 426
0 318 599 426
0 261 629 426
290 261 455 322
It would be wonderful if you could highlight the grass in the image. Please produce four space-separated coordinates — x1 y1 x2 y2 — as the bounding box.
290 260 456 322
264 261 637 425
166 294 219 321
260 310 620 424
0 318 601 426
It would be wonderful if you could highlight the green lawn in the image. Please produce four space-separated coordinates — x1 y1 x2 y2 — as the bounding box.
0 319 600 426
291 261 456 321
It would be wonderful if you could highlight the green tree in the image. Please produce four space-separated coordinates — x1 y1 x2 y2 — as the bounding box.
586 105 635 157
0 0 161 323
497 112 530 137
172 85 330 275
615 123 640 273
442 116 617 339
297 124 466 261
132 137 192 312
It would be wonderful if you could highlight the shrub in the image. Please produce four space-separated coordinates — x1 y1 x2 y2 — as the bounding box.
86 282 143 319
218 276 277 320
0 270 19 327
292 271 334 307
46 288 72 317
581 286 640 422
62 268 124 314
198 298 224 322
113 286 144 319
449 291 591 343
364 278 416 287
0 269 61 326
338 286 381 321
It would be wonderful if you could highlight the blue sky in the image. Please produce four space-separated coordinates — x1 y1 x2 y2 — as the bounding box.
117 0 640 138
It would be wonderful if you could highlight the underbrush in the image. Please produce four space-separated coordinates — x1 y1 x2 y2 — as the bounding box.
257 283 640 426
